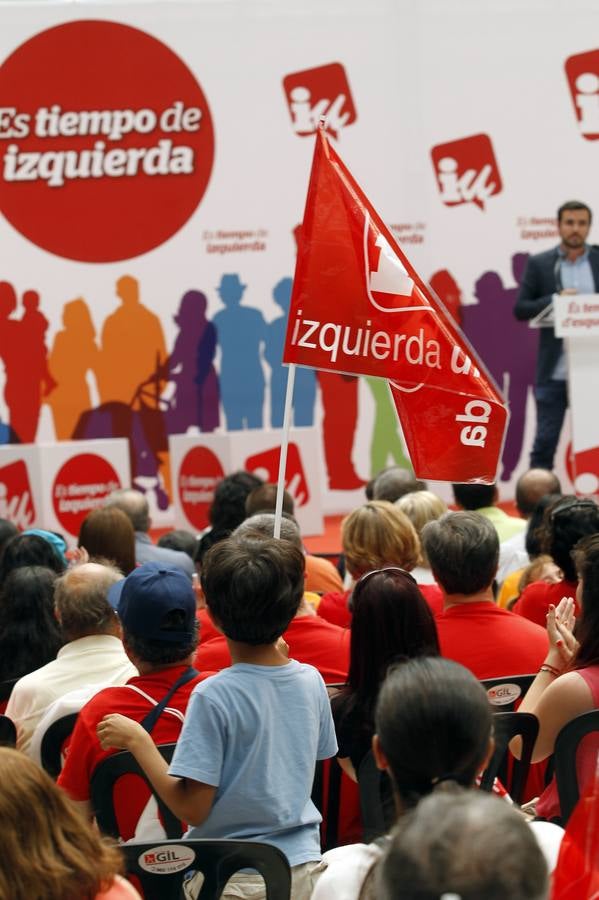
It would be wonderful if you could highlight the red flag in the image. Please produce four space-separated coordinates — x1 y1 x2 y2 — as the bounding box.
551 759 599 899
283 123 508 483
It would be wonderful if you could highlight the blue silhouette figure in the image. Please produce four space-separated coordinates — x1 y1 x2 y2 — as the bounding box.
265 277 316 428
213 273 266 430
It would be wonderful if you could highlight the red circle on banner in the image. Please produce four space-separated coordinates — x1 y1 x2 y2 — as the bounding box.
178 446 224 530
0 20 214 262
52 453 121 535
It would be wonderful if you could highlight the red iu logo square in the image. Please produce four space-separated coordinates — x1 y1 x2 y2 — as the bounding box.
282 62 357 139
430 134 502 210
564 49 599 139
245 443 310 507
0 459 35 528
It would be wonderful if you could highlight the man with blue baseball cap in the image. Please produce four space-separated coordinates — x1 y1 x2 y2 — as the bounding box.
58 563 212 838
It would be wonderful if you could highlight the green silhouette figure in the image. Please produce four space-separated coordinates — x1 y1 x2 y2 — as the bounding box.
365 377 412 477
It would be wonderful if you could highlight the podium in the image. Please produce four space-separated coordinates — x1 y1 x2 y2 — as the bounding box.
553 294 599 495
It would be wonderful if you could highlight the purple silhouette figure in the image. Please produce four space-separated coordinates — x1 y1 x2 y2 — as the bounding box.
165 290 220 434
461 254 536 481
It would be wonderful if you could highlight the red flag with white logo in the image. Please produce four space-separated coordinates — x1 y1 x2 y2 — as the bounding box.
283 123 508 482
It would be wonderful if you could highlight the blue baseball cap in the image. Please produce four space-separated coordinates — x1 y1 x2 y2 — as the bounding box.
108 562 196 643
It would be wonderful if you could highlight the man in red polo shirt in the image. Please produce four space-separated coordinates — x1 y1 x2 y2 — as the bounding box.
58 563 213 839
422 511 548 680
196 514 350 684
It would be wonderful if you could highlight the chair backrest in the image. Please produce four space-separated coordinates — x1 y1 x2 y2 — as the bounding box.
0 677 18 714
90 744 182 841
121 838 291 900
0 714 16 746
554 709 599 825
40 712 78 778
357 750 395 843
479 711 539 804
481 674 536 712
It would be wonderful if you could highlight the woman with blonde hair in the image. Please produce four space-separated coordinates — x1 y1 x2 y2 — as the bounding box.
0 747 140 900
396 490 448 584
318 501 442 628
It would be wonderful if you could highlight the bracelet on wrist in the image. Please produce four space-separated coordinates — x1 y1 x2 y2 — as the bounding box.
539 663 562 678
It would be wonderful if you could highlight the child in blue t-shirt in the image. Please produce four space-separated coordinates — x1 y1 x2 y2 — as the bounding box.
98 534 337 899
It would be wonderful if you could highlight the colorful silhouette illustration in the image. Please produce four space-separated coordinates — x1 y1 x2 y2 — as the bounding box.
318 371 365 490
213 273 266 430
429 269 463 325
461 254 536 481
365 377 412 476
98 275 167 406
22 290 56 399
46 298 99 440
264 277 316 428
164 290 219 434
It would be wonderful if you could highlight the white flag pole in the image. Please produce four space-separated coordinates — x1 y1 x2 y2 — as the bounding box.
273 363 296 539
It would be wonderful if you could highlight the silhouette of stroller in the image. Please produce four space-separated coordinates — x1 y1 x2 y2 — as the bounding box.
72 361 170 510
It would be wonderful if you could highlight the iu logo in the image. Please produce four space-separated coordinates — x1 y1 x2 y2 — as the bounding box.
0 460 35 528
245 443 310 507
565 49 599 139
282 63 356 139
431 134 502 210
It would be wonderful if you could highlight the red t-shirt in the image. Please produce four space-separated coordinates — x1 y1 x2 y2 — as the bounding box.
198 607 220 644
57 665 212 839
195 615 350 684
512 579 578 628
435 600 548 680
318 583 444 628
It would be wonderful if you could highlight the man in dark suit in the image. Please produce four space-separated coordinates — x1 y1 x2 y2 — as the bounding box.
514 200 599 470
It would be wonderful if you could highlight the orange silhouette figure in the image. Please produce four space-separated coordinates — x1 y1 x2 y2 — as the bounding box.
47 298 99 440
99 275 167 405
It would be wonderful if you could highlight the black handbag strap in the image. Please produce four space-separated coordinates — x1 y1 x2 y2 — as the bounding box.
140 666 198 734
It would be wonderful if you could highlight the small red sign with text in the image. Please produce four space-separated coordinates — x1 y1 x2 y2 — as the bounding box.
431 134 502 210
0 20 214 261
52 454 121 534
178 446 224 530
283 62 356 140
0 459 35 528
564 49 599 140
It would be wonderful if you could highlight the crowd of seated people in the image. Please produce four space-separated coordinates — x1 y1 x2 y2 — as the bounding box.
0 465 597 900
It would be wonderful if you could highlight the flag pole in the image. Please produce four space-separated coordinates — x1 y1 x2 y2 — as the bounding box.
273 363 296 539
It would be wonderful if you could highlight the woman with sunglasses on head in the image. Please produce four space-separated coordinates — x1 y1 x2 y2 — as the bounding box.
513 532 599 820
512 495 599 626
332 567 440 784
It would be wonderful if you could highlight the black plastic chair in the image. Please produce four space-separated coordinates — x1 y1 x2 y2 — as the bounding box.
121 838 291 900
554 709 599 825
481 674 536 711
90 743 183 841
357 750 395 843
40 712 78 778
480 711 539 804
0 714 16 746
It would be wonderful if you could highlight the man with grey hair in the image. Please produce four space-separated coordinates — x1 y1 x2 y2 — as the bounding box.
422 511 547 679
105 488 194 577
7 562 136 753
372 466 427 503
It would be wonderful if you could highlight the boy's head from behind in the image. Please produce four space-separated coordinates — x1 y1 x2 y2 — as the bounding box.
201 534 305 645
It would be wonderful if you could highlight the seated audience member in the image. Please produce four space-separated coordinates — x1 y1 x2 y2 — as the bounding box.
512 496 599 627
452 481 526 542
0 566 62 681
244 483 343 594
0 747 141 900
497 468 562 585
0 531 66 585
395 490 448 584
105 488 194 577
376 791 549 900
7 562 136 753
97 535 337 899
513 534 599 821
0 517 17 561
196 515 349 683
157 528 198 561
318 501 442 628
195 470 263 564
372 467 427 503
312 657 561 900
58 562 209 836
422 512 548 679
333 567 439 782
79 506 136 575
506 555 562 612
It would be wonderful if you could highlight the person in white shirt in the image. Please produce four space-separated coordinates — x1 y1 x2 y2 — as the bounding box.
6 562 137 753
